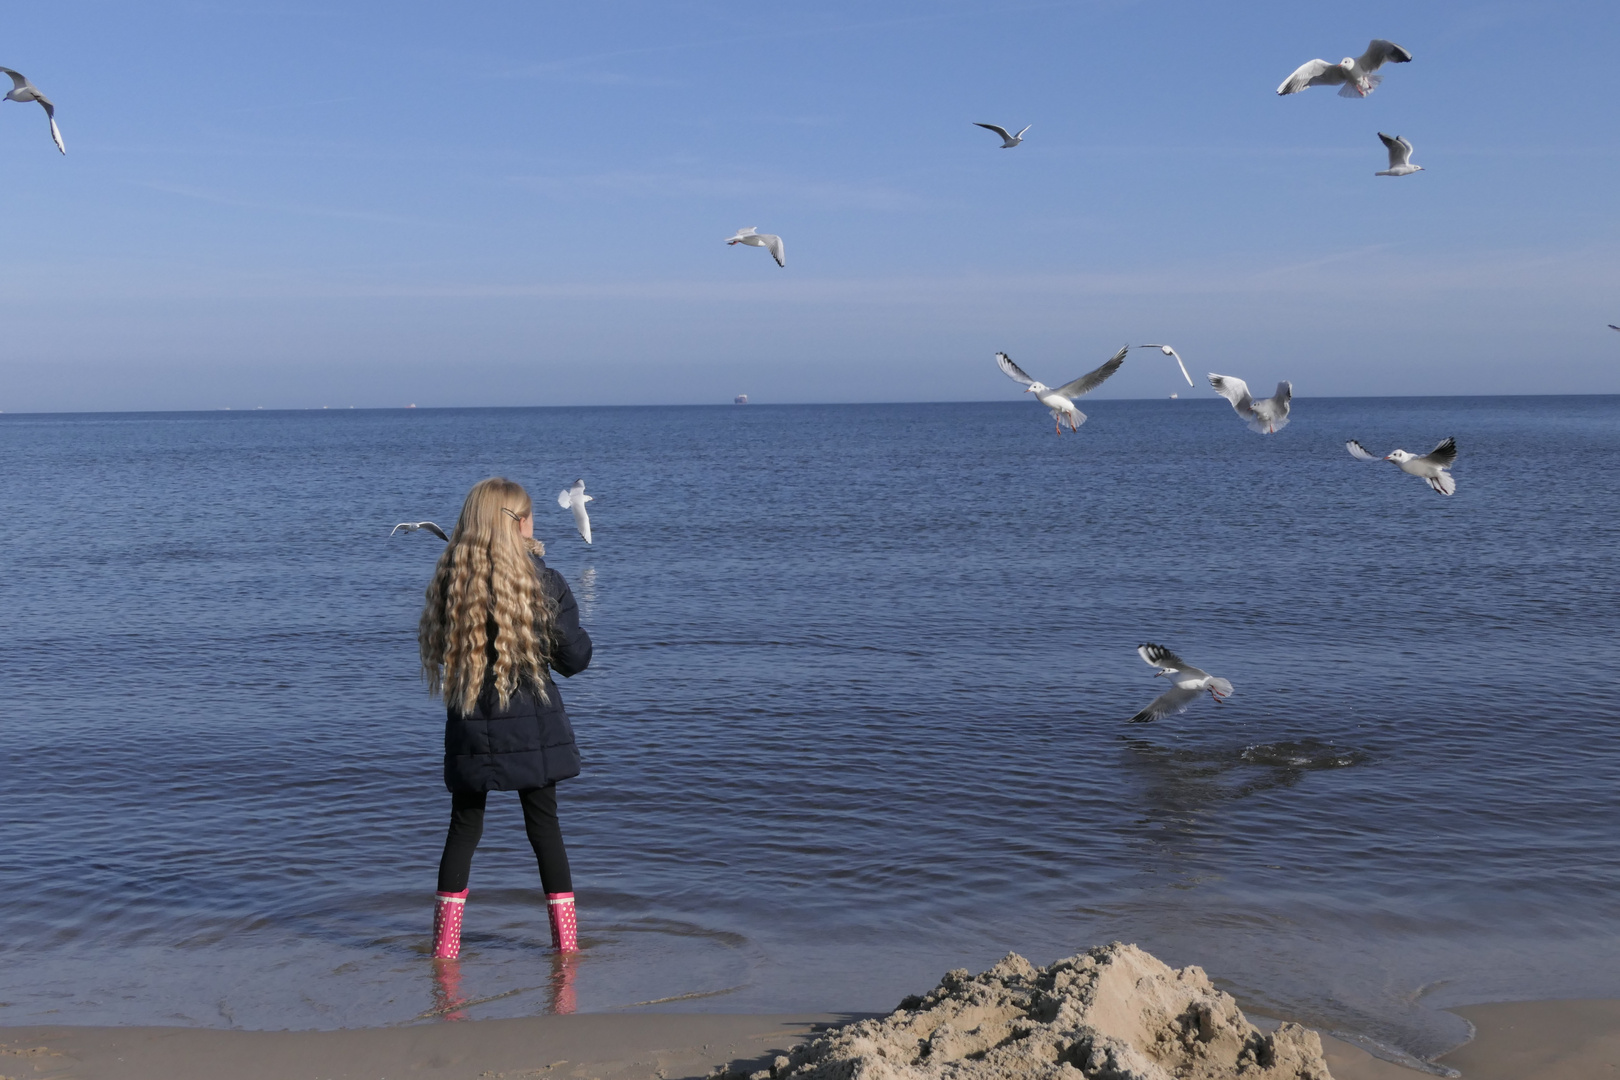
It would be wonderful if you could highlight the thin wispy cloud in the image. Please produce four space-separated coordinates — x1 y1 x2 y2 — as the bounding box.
137 181 421 226
504 168 942 212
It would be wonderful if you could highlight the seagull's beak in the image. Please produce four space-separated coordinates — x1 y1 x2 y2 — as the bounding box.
1024 386 1036 393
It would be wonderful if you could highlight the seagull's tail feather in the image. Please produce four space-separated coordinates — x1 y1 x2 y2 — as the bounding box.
558 490 574 509
1427 471 1457 496
1245 414 1290 435
1208 678 1234 698
1338 74 1382 98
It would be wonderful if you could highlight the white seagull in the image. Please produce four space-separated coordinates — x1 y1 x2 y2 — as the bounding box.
558 479 593 544
1276 39 1413 98
1 67 65 154
1128 644 1233 724
1376 132 1423 176
1346 437 1458 495
1138 345 1195 387
996 346 1128 435
391 521 449 541
1209 373 1292 434
725 227 785 268
973 122 1030 148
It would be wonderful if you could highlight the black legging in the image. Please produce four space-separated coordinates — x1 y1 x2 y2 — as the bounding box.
437 785 573 895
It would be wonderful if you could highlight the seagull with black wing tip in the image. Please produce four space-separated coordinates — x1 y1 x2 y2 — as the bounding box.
973 122 1030 148
1209 373 1292 434
1276 39 1412 98
1 67 65 153
1128 644 1233 724
1346 437 1459 495
1376 132 1423 176
1138 345 1195 387
996 346 1128 434
391 521 450 542
725 227 785 268
558 479 593 544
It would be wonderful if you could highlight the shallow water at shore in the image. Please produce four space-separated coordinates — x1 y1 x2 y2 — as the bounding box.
2 398 1618 1063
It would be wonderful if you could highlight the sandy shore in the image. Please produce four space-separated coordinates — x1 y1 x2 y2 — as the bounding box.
3 1000 1617 1079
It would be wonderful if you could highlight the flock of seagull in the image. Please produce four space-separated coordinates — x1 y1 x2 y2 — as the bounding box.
385 35 1488 727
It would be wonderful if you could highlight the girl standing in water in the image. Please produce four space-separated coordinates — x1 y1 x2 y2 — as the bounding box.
418 477 593 960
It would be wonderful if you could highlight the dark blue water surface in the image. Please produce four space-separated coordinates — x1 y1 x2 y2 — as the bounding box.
2 397 1617 1065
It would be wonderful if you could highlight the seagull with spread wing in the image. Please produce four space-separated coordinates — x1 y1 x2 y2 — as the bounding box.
996 346 1128 434
973 122 1030 148
1277 39 1412 98
725 227 785 268
1138 345 1196 387
1376 132 1423 176
1 67 65 154
391 521 450 542
1346 437 1458 495
558 479 593 544
1209 373 1292 434
1128 644 1233 724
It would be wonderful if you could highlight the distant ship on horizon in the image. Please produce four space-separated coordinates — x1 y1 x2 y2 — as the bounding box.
734 394 749 405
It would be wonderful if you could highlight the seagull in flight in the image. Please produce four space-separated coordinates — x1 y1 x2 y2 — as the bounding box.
392 521 450 542
1347 437 1458 495
996 346 1128 434
1376 132 1423 176
973 122 1030 148
1128 644 1233 724
1209 373 1292 434
1609 324 1619 332
1138 345 1195 387
725 227 785 268
1277 39 1413 98
1 67 64 154
558 479 593 544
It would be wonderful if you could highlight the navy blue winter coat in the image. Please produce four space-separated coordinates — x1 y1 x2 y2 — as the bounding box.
443 558 593 793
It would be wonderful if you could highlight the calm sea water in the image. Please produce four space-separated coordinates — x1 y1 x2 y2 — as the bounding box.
2 397 1617 1067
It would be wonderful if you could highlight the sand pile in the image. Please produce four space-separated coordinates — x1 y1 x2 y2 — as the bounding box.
721 943 1332 1080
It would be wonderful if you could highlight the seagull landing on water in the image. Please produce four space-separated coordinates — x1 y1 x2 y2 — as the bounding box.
1 67 64 154
1138 345 1195 388
1347 437 1458 495
558 479 593 544
973 122 1030 148
391 521 449 542
996 346 1128 435
1128 644 1233 724
725 227 785 268
1276 39 1412 98
1209 373 1292 434
1376 132 1423 176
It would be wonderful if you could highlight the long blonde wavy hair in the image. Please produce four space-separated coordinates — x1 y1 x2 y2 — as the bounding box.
418 477 554 716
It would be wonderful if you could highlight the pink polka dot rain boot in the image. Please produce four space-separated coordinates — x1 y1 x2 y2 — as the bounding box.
432 889 469 960
546 892 578 953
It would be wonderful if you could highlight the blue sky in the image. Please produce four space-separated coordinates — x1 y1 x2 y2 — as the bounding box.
2 1 1618 410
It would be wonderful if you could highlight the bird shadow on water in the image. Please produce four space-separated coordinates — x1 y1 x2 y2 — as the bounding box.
1114 735 1372 830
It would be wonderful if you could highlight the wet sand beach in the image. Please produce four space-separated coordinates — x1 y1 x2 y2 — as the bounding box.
4 999 1617 1080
